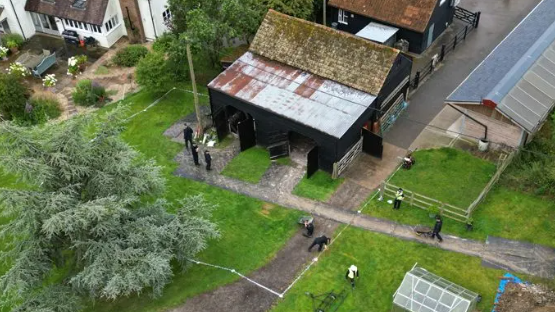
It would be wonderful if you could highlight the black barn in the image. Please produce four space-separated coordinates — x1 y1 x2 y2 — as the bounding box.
328 0 456 54
208 10 412 176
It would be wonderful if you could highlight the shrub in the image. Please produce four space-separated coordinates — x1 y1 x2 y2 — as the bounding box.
112 45 149 67
136 52 173 92
72 79 107 107
16 93 61 126
0 73 29 120
152 33 175 53
1 33 24 48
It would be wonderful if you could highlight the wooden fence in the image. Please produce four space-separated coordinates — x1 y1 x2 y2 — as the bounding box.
380 151 516 224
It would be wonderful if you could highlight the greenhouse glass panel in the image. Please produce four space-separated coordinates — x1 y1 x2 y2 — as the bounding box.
392 266 479 312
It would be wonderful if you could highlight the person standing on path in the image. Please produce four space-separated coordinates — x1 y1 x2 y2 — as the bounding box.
204 150 212 171
431 215 443 242
308 235 330 252
191 144 200 166
183 123 194 150
345 265 359 289
303 220 314 238
393 188 404 209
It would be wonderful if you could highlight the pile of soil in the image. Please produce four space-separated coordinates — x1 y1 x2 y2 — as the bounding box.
496 282 555 312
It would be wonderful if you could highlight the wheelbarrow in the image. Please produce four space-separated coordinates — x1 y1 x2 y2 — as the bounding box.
298 216 314 225
414 225 433 238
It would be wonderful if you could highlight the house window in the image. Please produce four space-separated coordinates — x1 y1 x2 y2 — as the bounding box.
338 9 348 24
90 24 101 33
162 9 171 23
440 0 447 5
104 15 119 32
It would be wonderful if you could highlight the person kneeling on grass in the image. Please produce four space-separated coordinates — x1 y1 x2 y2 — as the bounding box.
308 235 330 252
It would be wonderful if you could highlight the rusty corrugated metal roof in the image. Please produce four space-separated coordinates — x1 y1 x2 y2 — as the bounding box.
328 0 438 33
249 10 399 96
209 52 376 139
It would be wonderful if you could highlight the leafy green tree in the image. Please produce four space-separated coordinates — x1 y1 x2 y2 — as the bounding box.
136 52 174 92
0 73 29 120
261 0 314 20
167 0 265 64
0 109 219 311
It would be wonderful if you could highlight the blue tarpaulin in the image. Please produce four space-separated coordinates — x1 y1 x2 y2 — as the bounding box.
492 273 526 312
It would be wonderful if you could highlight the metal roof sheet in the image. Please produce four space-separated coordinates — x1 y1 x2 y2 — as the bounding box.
447 0 555 104
497 40 555 133
356 22 399 43
208 52 377 139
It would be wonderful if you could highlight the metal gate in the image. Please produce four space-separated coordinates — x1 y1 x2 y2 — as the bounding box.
213 108 228 141
332 137 362 179
362 128 383 158
238 117 256 151
455 6 480 27
306 146 319 179
268 141 290 160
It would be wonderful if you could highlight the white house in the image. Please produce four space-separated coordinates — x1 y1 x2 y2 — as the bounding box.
0 0 172 48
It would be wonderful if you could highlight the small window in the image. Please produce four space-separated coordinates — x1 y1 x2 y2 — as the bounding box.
105 15 119 32
338 9 348 24
162 9 171 23
440 0 446 5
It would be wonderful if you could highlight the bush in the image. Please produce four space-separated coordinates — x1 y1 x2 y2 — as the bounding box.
152 33 175 53
136 52 173 92
1 33 24 48
16 93 61 126
72 79 107 107
0 73 29 120
112 45 149 67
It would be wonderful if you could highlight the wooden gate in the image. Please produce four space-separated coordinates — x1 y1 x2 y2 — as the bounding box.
306 146 319 179
238 117 256 151
362 128 383 158
332 137 363 179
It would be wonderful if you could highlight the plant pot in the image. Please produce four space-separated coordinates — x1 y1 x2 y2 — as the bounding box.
9 47 18 54
78 64 86 71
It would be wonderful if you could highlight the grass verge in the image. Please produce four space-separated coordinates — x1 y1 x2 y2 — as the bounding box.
271 226 504 312
293 170 344 202
221 147 271 184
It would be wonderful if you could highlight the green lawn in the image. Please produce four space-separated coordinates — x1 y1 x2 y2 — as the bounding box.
221 147 271 184
293 170 344 201
271 226 503 312
389 148 496 207
363 148 555 247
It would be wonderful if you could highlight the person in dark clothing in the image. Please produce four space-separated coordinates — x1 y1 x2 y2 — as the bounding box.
345 265 359 289
204 150 212 170
191 144 200 166
308 235 330 252
183 124 194 150
431 215 443 242
303 220 314 238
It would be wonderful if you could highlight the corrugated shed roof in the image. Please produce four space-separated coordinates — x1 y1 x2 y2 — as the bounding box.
356 22 399 43
208 52 377 139
249 10 399 96
328 0 437 33
447 0 555 104
25 0 110 25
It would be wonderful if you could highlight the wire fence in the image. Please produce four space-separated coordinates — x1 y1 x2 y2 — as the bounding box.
410 7 481 90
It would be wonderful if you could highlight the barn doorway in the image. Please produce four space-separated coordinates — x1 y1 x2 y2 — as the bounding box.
289 132 317 167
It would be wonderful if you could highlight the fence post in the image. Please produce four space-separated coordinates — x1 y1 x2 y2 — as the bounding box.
474 12 481 28
413 72 420 89
463 25 468 40
410 192 414 206
453 36 458 50
380 182 385 200
440 45 446 62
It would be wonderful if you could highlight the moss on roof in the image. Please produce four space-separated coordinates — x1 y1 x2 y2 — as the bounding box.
249 10 400 96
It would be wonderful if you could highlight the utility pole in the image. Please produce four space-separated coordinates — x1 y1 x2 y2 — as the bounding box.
186 43 203 138
323 0 327 26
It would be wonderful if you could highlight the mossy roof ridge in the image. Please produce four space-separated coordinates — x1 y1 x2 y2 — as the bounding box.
249 10 399 96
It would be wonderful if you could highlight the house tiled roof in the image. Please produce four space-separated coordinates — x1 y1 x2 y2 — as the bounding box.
328 0 438 33
25 0 110 26
249 10 399 96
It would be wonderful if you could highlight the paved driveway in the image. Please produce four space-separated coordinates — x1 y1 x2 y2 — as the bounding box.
384 0 543 149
